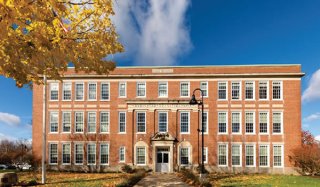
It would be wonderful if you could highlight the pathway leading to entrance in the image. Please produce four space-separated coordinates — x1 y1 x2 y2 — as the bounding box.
134 173 190 187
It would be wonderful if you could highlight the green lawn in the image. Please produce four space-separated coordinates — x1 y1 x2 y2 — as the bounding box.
209 174 320 187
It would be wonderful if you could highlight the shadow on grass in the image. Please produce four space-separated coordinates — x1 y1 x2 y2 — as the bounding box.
46 176 126 185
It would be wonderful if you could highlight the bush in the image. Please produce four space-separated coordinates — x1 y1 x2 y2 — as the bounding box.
179 168 212 187
116 171 146 187
121 164 134 173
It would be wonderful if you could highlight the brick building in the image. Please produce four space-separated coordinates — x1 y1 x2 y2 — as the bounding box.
32 64 304 173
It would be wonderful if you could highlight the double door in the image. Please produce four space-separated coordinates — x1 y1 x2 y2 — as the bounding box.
156 148 169 172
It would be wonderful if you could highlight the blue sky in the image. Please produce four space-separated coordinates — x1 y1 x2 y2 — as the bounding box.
1 0 320 140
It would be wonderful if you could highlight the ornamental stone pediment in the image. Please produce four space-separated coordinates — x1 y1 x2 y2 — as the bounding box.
126 100 199 112
151 132 176 141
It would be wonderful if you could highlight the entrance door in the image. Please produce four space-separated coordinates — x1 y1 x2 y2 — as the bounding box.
156 148 169 172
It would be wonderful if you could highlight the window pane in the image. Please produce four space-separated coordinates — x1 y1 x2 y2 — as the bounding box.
218 112 227 133
49 144 58 164
62 112 71 132
88 83 97 100
50 112 58 132
119 82 126 97
100 112 109 133
200 82 208 97
273 112 282 133
218 82 227 99
50 83 59 100
245 145 254 166
259 112 268 133
273 145 282 166
75 144 83 164
159 112 167 132
232 82 240 100
218 144 227 165
259 81 268 99
137 82 146 97
245 81 254 99
180 82 189 96
119 147 125 162
88 144 96 164
87 112 96 133
158 82 168 97
75 83 84 100
137 112 146 132
101 83 110 100
137 147 146 164
245 112 254 133
232 145 241 166
272 81 281 99
63 82 72 100
75 112 84 132
100 144 109 164
180 148 189 165
119 112 126 133
180 112 189 133
259 145 268 166
201 112 208 133
62 144 71 164
232 112 240 133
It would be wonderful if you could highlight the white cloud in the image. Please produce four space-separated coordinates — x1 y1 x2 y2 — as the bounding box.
302 69 320 102
315 135 320 142
113 0 192 66
0 112 21 126
303 112 320 122
0 132 16 141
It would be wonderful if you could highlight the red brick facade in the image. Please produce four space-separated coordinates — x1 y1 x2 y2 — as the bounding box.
32 65 304 173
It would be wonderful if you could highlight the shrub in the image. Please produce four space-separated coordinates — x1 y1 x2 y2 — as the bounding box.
179 168 212 187
121 164 134 173
116 171 146 187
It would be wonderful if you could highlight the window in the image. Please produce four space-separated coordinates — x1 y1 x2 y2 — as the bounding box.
158 82 168 97
218 112 227 134
259 112 268 134
180 82 189 97
101 83 110 100
218 82 227 100
259 81 268 100
231 112 241 134
218 144 227 166
232 145 241 166
62 143 71 164
87 112 96 133
137 82 146 97
49 143 58 164
180 112 190 133
50 83 59 101
75 144 83 165
137 112 146 133
62 112 71 132
201 112 208 133
273 145 283 167
200 82 208 97
100 112 109 133
203 147 208 164
88 83 97 100
63 82 72 100
75 83 84 100
100 144 109 165
272 81 282 100
49 112 58 133
180 147 189 165
158 112 168 132
87 144 96 165
231 82 241 100
119 82 126 97
245 81 254 100
259 145 269 167
136 147 146 165
119 112 126 133
119 147 125 162
75 112 84 133
273 112 282 133
245 145 255 166
245 112 255 134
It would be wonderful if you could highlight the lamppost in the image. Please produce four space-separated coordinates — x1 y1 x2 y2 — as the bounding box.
189 88 205 178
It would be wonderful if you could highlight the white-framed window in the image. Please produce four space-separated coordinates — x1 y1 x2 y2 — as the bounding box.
245 81 255 100
100 144 109 165
49 143 58 165
259 112 268 134
101 83 110 101
180 82 189 97
201 111 208 133
87 112 96 133
119 82 127 98
158 112 168 132
62 112 71 133
273 145 283 167
231 82 241 100
272 81 282 100
218 82 227 100
75 82 84 100
119 112 126 133
259 81 268 100
88 83 97 100
272 112 282 134
200 81 208 97
245 112 255 134
136 147 146 165
137 82 146 97
100 112 110 133
180 147 189 165
231 112 241 134
75 112 84 133
158 82 168 97
119 146 125 163
232 144 242 166
202 147 208 164
62 143 71 164
218 144 228 166
49 112 58 133
245 144 255 167
218 112 227 134
87 144 96 165
259 145 269 167
137 112 146 133
50 83 59 101
75 144 84 165
180 111 190 133
62 82 72 101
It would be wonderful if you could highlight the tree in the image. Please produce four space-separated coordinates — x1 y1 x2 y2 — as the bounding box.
0 0 123 87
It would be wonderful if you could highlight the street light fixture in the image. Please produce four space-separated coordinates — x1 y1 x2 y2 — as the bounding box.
189 88 205 178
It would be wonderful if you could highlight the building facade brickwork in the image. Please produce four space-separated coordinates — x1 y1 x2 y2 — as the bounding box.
32 65 304 173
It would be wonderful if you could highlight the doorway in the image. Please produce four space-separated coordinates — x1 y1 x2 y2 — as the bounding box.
156 147 169 172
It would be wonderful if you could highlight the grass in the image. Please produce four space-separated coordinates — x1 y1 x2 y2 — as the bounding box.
208 173 320 187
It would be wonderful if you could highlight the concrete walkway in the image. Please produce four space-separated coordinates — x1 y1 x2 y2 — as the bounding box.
134 173 190 187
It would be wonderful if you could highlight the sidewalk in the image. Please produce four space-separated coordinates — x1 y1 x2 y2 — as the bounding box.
134 173 190 187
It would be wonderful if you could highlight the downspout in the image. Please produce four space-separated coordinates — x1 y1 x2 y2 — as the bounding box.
132 109 135 166
154 109 156 135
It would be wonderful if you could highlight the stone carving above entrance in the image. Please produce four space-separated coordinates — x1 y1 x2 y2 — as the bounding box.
151 132 176 141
